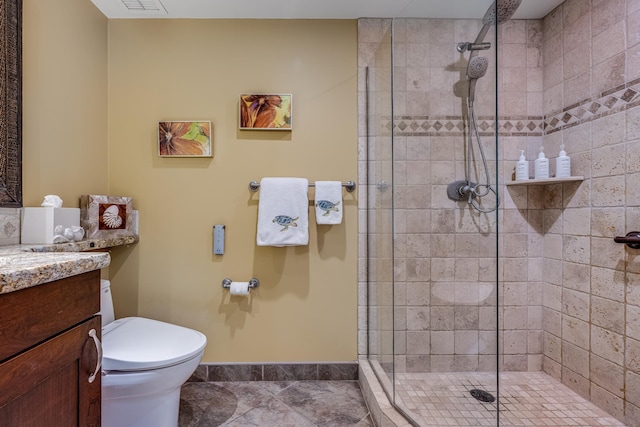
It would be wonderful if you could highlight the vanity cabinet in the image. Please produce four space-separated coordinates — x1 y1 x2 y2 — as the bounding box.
0 270 101 427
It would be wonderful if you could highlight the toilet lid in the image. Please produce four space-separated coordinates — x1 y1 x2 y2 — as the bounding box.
102 317 207 371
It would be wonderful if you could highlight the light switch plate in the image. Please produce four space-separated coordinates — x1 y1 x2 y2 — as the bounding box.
213 224 225 254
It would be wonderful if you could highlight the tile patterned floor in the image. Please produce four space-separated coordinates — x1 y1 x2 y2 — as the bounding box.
394 371 626 426
179 380 374 427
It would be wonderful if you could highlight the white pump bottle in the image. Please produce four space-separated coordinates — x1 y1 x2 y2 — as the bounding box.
516 150 529 181
534 146 549 179
556 144 571 178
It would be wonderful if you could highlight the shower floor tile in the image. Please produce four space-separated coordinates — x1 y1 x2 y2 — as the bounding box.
394 371 625 426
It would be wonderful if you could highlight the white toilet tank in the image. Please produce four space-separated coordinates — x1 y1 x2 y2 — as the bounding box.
100 279 115 327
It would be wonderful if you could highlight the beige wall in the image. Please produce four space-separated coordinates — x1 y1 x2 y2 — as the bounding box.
22 0 109 207
107 19 358 362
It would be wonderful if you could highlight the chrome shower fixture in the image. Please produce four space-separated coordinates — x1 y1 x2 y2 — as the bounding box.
458 0 524 49
449 0 523 213
483 0 523 26
447 180 481 203
467 56 488 106
467 56 488 79
456 42 491 53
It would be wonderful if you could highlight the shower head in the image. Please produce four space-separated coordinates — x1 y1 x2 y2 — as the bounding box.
464 0 523 47
467 56 488 79
483 0 523 26
467 56 488 107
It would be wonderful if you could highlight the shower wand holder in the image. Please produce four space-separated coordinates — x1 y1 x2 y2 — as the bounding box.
457 42 491 52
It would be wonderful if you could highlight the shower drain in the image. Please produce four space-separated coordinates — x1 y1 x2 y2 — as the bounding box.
469 389 495 403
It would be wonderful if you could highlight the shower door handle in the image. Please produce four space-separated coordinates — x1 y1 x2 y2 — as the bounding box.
613 231 640 249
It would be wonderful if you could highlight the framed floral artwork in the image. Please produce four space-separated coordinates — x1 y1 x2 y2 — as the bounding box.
239 94 292 130
158 121 212 157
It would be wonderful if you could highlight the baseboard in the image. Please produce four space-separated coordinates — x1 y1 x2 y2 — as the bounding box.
188 362 359 382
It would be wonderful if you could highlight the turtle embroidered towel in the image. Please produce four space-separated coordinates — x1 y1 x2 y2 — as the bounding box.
314 181 343 225
257 177 309 246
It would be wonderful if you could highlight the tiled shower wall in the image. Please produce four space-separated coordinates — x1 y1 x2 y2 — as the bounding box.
497 17 546 373
533 1 640 424
358 16 545 374
359 1 640 425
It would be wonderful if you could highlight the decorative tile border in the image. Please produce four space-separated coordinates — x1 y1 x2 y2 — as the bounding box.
544 77 640 134
378 78 640 138
188 362 359 383
380 115 544 137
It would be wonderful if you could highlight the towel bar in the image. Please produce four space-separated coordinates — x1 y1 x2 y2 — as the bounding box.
248 180 356 193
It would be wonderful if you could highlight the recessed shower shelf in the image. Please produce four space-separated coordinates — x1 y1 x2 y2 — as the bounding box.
506 176 584 186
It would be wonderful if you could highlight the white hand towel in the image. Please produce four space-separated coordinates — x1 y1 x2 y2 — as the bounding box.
314 181 343 225
257 177 309 246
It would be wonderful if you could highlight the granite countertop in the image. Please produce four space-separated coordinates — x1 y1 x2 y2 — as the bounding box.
0 235 138 295
0 252 111 294
23 234 139 253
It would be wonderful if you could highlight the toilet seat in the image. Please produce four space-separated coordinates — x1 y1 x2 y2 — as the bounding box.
102 317 207 372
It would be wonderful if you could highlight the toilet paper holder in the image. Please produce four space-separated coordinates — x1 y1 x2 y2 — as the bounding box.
222 278 260 289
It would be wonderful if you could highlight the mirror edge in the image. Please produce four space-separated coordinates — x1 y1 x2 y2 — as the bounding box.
0 0 22 208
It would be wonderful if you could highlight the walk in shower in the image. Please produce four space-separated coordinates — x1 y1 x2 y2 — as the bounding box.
359 0 640 426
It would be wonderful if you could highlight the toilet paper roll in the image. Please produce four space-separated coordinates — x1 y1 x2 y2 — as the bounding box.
230 281 250 296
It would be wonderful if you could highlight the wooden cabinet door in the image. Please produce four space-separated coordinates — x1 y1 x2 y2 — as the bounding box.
0 316 102 427
0 270 100 362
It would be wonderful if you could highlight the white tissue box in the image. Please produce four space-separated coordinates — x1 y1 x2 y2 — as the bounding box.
21 207 80 244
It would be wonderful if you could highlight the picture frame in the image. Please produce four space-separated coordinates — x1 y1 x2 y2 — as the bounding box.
158 121 212 157
80 195 135 239
239 94 292 130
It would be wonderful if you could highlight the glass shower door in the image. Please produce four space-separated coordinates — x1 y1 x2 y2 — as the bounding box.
365 20 396 390
364 2 503 424
388 12 500 426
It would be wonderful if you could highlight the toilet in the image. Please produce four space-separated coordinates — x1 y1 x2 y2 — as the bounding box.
99 279 207 427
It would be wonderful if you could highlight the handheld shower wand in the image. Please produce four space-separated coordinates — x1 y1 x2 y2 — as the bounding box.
466 56 488 107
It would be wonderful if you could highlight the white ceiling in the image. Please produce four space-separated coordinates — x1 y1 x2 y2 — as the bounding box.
90 0 565 20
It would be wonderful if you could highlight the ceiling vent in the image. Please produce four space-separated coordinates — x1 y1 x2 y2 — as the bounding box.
118 0 167 15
